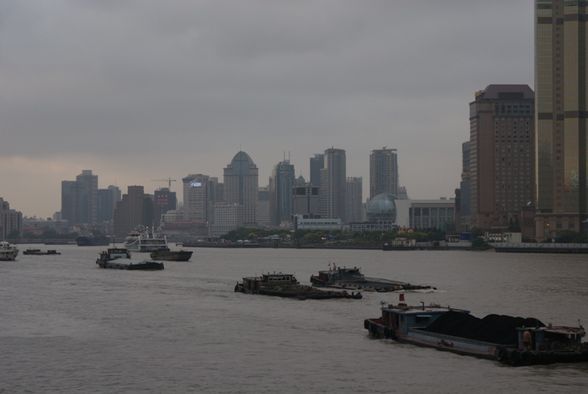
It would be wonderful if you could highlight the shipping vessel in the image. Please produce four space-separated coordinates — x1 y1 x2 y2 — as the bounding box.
150 248 192 261
235 272 362 300
0 241 19 261
23 249 61 255
124 228 168 252
364 295 588 366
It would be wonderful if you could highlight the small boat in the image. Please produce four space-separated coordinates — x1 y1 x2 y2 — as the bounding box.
310 264 434 292
235 272 362 300
96 248 164 270
150 248 192 261
364 294 588 366
23 249 61 255
0 241 19 261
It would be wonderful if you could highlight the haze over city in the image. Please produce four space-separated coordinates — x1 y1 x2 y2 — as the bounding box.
1 1 533 217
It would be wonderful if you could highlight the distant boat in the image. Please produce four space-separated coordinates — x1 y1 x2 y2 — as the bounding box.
76 235 110 246
96 248 164 271
124 228 168 252
23 249 61 256
0 241 19 261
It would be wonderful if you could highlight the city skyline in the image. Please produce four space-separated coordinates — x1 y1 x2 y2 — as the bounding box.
0 1 533 217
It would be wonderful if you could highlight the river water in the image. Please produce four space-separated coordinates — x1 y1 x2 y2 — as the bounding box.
1 246 587 393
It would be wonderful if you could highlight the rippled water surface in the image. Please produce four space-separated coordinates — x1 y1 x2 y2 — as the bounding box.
1 246 587 393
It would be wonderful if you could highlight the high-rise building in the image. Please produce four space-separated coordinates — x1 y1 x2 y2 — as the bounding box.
535 0 588 238
224 151 259 225
113 185 150 237
319 148 346 221
269 160 295 225
456 142 473 230
468 85 535 230
346 177 363 223
61 181 78 224
97 185 121 223
256 186 271 227
309 154 324 187
293 184 320 217
370 148 399 199
0 197 23 239
183 174 211 223
153 188 177 216
75 170 98 225
60 170 98 225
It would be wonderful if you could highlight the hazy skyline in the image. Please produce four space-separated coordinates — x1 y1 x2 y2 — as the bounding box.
0 1 534 217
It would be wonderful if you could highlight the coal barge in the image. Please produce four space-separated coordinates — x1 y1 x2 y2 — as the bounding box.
235 273 362 300
150 248 193 261
364 294 588 366
311 265 434 292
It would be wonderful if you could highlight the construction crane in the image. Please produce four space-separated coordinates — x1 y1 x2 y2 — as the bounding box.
152 178 177 189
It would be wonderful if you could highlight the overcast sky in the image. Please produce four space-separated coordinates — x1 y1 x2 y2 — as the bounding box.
0 0 534 218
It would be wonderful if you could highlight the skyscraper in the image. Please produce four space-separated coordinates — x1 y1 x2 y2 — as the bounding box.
113 185 150 237
319 148 346 221
370 148 399 199
309 154 324 187
224 151 259 225
75 170 98 225
468 85 535 230
60 170 98 225
97 185 121 223
535 0 588 238
346 177 363 223
269 160 295 225
183 174 211 223
153 187 177 215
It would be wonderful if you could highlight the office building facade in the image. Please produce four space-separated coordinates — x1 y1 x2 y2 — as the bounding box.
269 160 295 225
224 151 259 225
319 148 347 221
535 0 588 238
370 148 399 199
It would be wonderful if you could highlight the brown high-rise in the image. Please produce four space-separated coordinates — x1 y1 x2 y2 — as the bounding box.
468 85 535 230
535 0 588 239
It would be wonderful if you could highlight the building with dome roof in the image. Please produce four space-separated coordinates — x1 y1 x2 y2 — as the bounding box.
223 151 259 225
365 193 397 223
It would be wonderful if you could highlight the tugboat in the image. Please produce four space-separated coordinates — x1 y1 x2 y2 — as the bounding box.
235 272 362 300
364 294 588 366
150 247 193 261
0 241 19 261
96 248 164 270
310 264 434 292
23 249 61 255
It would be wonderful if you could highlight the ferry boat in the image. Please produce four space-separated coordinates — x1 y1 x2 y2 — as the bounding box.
96 248 164 270
364 294 588 366
124 228 168 252
0 241 19 261
235 272 362 300
310 264 434 292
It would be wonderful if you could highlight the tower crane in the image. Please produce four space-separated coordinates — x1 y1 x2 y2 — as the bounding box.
151 178 177 189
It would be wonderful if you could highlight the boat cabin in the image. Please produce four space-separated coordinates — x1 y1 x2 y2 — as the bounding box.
240 273 299 293
517 325 586 352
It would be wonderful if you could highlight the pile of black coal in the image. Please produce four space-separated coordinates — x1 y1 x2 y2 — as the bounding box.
423 311 544 345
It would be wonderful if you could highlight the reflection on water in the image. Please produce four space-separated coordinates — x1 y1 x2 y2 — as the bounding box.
1 246 587 393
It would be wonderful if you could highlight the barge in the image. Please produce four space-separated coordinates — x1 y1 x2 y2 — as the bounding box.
311 264 434 292
23 249 61 256
96 248 164 271
235 272 362 300
364 295 588 366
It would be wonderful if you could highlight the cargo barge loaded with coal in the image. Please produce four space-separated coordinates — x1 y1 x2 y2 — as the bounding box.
364 295 588 366
235 272 362 300
310 264 434 292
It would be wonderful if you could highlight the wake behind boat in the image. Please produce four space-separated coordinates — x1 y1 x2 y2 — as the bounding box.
96 247 164 270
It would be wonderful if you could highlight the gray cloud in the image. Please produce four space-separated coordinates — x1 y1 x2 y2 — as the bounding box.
0 0 533 216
